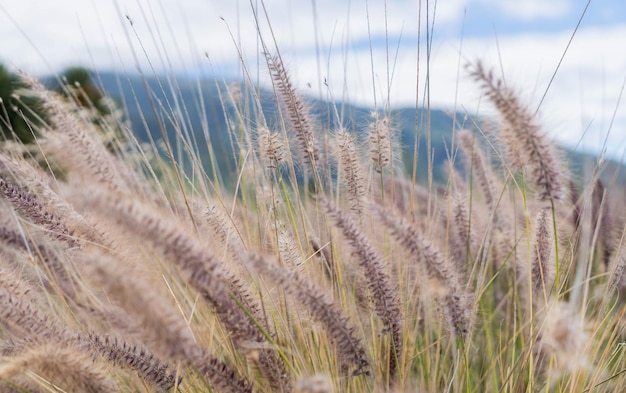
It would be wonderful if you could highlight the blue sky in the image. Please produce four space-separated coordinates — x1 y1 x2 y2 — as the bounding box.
454 0 624 36
1 0 625 160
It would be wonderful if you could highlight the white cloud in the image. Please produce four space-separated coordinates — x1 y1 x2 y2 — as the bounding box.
454 26 626 159
280 22 626 159
482 0 571 20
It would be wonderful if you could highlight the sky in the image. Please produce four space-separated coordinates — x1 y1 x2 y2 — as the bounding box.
1 0 625 161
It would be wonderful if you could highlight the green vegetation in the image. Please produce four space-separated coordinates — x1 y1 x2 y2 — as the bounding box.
0 64 44 143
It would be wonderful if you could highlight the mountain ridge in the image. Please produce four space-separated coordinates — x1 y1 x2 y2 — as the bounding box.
90 71 624 188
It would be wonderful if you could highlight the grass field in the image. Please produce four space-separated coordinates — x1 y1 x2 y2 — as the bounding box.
0 2 625 393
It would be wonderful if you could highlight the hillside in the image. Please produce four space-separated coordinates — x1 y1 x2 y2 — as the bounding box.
92 72 624 188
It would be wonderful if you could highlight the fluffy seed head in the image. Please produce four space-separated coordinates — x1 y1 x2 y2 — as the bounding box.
368 112 394 173
467 61 564 201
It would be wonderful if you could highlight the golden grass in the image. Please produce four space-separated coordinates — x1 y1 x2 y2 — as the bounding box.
0 27 624 393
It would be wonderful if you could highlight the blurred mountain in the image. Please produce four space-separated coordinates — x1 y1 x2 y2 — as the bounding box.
92 71 624 188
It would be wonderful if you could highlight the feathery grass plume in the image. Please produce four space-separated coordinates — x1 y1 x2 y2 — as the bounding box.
76 248 197 357
247 253 369 377
333 129 367 219
445 157 467 193
589 178 616 269
0 341 117 393
534 301 590 382
0 268 68 340
296 374 333 393
200 199 255 276
568 179 583 230
266 53 319 172
0 268 179 390
320 198 401 381
0 152 113 249
86 334 177 392
310 237 335 278
380 177 435 220
86 332 180 390
309 235 371 310
590 178 606 228
189 351 253 393
20 73 129 193
258 126 286 170
85 305 251 393
81 190 291 392
609 242 626 300
205 201 246 257
0 175 80 248
531 207 554 299
490 225 529 313
573 176 606 249
88 190 264 330
467 61 564 201
490 224 516 270
0 336 39 357
0 224 77 298
457 129 503 229
0 224 31 255
83 333 179 392
276 221 301 267
368 112 394 174
448 193 474 274
372 204 472 337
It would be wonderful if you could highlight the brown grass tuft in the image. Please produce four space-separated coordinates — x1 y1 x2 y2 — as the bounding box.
467 61 565 202
78 188 290 391
248 252 370 377
333 129 367 219
531 206 555 300
0 341 117 393
372 204 472 337
321 198 401 381
368 112 394 174
266 53 319 173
